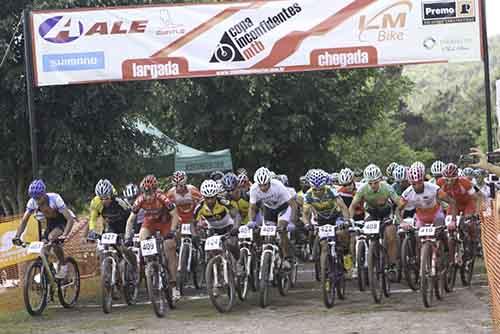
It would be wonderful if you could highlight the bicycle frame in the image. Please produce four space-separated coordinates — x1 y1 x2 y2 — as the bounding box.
419 225 446 277
178 235 194 272
259 224 282 282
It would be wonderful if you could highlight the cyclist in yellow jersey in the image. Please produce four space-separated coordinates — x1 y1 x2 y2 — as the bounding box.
88 182 118 231
222 173 250 224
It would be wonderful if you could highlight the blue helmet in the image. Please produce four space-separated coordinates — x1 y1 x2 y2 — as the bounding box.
306 169 327 188
28 179 46 199
222 172 238 191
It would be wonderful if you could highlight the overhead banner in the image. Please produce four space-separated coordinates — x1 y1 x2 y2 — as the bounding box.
30 0 482 87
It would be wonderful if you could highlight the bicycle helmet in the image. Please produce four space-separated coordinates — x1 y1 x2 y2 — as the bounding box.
172 170 187 186
386 162 399 177
307 169 327 188
95 179 114 198
407 166 425 183
331 172 339 184
123 183 139 200
28 179 46 199
430 160 445 177
338 168 354 185
363 164 382 182
278 174 289 186
210 171 224 181
462 167 474 177
236 168 247 176
222 172 238 192
411 161 426 173
392 165 407 182
254 167 272 185
200 179 219 197
442 163 459 178
458 168 464 177
238 173 249 187
140 175 158 192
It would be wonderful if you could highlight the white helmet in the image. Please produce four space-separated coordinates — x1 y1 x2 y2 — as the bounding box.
458 168 464 177
338 168 354 185
411 161 426 173
95 179 113 198
430 160 445 177
386 162 399 177
363 164 382 182
123 183 139 200
254 167 272 185
392 165 407 182
200 180 219 197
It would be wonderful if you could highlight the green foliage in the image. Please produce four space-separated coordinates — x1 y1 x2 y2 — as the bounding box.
329 117 435 170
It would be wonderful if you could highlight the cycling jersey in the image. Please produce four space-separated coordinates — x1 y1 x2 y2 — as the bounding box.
26 193 71 239
225 190 250 225
132 191 175 226
437 177 476 214
303 186 341 221
249 179 291 209
166 185 202 224
401 182 442 225
354 182 400 211
337 185 364 219
194 199 234 229
101 197 130 234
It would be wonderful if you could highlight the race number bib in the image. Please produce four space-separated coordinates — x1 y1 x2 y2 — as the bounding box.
101 233 118 245
27 241 44 254
181 224 192 235
260 225 277 237
318 224 335 238
363 221 380 234
238 226 253 240
205 236 223 251
140 239 158 256
418 226 436 237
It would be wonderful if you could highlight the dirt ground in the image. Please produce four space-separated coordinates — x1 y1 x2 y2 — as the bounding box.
0 263 494 334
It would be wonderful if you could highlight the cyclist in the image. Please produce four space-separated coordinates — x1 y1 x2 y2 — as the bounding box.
238 173 252 193
123 183 144 234
386 162 399 185
248 167 298 269
349 164 401 272
337 168 364 221
13 180 75 279
194 180 240 261
302 169 351 273
430 160 445 184
125 175 181 300
222 172 250 225
391 166 415 218
90 179 138 274
89 180 117 236
166 171 202 228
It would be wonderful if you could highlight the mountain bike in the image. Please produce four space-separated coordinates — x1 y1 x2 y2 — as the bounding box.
177 224 205 295
319 223 346 308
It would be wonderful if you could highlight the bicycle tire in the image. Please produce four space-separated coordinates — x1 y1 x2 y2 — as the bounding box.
23 259 48 316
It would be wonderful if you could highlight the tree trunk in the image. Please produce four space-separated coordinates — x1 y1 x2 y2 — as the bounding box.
16 172 26 215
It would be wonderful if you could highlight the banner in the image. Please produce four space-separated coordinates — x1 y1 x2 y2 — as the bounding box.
31 0 482 87
0 217 39 269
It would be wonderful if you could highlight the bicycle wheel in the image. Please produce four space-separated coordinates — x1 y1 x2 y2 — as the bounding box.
206 255 235 313
100 257 113 313
192 247 205 290
421 242 434 308
434 241 446 300
336 255 346 300
277 264 290 297
356 241 368 291
177 244 189 295
57 257 80 309
290 257 298 288
401 236 419 291
237 249 250 301
250 250 259 292
23 259 48 316
460 240 476 286
314 258 321 282
123 259 139 305
368 241 383 304
321 252 335 308
146 262 166 318
259 252 272 308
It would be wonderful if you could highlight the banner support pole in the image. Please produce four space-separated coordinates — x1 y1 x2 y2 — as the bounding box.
23 6 39 179
480 0 493 153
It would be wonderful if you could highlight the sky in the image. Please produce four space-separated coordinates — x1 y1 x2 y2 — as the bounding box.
487 0 500 36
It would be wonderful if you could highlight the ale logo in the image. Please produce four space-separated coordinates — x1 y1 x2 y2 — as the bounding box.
39 16 84 44
210 32 245 63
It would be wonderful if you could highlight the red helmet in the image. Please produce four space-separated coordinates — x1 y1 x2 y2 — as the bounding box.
442 163 459 178
140 175 158 192
407 166 424 183
238 173 249 187
172 170 187 186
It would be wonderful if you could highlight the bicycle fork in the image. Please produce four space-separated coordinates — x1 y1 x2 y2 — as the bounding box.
212 256 229 286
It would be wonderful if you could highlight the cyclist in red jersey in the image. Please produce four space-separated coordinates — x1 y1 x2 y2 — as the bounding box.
125 175 180 300
166 171 202 226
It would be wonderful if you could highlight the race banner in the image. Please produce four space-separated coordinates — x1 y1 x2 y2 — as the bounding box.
30 0 482 87
0 216 39 269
